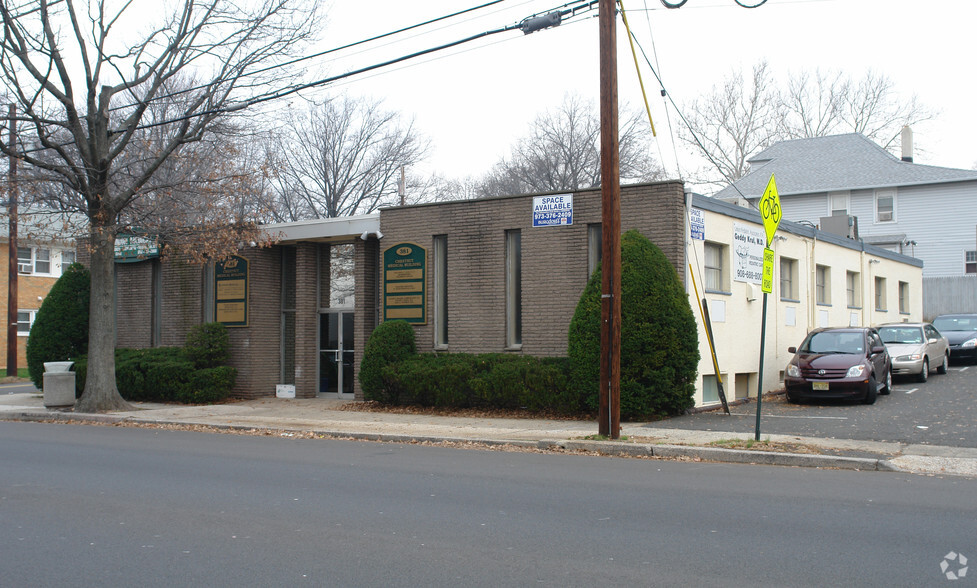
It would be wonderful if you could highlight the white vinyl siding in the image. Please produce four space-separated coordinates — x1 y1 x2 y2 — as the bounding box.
775 181 977 278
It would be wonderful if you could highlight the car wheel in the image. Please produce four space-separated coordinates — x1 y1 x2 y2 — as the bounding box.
880 368 892 395
863 376 878 405
785 389 799 404
937 353 949 374
917 358 929 383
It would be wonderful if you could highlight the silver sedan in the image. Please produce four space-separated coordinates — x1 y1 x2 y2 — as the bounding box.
878 323 950 383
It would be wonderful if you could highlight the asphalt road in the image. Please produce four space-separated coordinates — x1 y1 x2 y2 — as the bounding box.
652 363 977 448
1 381 39 395
2 421 975 587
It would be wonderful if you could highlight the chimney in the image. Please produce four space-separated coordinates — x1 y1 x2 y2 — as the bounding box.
901 126 913 163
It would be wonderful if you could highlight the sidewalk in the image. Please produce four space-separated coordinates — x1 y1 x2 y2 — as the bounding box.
2 392 976 478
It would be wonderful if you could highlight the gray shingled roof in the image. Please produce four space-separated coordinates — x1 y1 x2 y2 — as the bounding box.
713 133 977 200
0 207 86 242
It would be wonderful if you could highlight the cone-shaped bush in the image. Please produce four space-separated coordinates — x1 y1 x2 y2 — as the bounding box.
568 230 699 419
26 263 90 388
359 320 416 402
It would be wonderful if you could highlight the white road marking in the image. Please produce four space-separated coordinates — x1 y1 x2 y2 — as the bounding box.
729 413 848 420
905 388 919 394
957 366 970 372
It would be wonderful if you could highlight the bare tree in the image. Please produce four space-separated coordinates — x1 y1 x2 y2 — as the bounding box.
777 68 847 140
476 93 663 197
0 0 319 411
269 95 428 220
681 62 934 189
679 61 778 190
413 173 482 204
840 70 933 150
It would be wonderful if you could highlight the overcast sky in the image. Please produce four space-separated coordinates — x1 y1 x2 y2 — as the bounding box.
305 0 977 185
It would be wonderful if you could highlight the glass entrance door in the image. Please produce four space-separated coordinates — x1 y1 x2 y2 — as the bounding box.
319 311 354 396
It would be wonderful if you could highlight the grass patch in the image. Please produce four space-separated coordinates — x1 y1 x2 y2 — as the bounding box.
709 437 772 450
579 434 630 441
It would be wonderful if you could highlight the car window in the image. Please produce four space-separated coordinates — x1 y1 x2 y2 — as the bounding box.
803 331 864 354
869 332 883 350
934 316 977 331
879 327 922 344
924 325 938 340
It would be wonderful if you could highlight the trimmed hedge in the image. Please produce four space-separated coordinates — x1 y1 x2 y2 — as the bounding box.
568 230 699 420
73 322 236 404
26 263 90 389
377 353 574 413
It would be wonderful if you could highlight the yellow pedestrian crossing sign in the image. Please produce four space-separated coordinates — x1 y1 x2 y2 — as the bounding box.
759 175 781 246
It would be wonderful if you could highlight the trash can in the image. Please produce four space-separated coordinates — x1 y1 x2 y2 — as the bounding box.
43 361 76 409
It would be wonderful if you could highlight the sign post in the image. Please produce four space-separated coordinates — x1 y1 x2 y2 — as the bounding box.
755 175 782 441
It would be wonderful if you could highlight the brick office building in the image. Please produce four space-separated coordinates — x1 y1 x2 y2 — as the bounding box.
110 182 685 401
111 180 922 406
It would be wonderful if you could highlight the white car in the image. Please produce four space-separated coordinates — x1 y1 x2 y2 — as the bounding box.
878 323 949 383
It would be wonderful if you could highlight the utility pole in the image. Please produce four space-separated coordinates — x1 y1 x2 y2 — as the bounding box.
598 0 621 438
6 104 18 377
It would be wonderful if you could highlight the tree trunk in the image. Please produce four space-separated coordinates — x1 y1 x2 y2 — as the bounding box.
74 223 132 412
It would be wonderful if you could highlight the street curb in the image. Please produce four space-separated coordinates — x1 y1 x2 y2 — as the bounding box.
545 439 895 471
11 411 127 425
0 411 897 472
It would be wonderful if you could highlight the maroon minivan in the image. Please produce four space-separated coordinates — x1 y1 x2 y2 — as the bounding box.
783 327 892 404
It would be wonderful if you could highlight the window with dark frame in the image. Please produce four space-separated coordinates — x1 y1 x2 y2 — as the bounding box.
433 235 448 348
505 230 522 348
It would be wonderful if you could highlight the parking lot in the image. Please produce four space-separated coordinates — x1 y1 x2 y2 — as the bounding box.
651 363 977 448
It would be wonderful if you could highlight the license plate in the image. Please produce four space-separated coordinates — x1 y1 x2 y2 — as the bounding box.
812 382 830 391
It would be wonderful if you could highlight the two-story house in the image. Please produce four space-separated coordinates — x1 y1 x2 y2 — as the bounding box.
713 133 977 316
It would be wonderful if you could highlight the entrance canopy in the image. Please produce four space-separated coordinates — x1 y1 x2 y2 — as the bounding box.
261 214 380 244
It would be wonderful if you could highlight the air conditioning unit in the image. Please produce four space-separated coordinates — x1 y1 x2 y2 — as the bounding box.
17 263 32 274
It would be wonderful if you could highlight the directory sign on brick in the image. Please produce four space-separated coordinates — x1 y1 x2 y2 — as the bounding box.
215 255 249 327
383 243 426 324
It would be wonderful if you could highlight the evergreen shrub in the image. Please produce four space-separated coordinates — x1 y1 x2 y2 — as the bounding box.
360 320 416 402
178 367 237 404
567 230 699 420
184 322 230 368
26 263 90 388
375 353 574 413
73 345 234 404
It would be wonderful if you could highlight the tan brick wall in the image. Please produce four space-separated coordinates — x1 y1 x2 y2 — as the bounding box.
353 238 379 400
294 243 318 398
113 247 284 399
376 181 687 357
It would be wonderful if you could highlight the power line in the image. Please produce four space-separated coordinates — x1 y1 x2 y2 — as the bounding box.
107 1 509 115
127 1 600 133
626 28 755 204
10 1 598 151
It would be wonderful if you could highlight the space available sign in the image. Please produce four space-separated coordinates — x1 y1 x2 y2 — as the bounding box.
733 222 766 284
532 194 573 227
689 207 705 240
